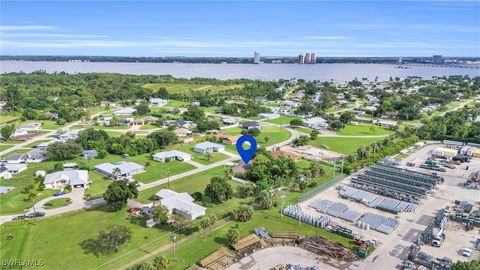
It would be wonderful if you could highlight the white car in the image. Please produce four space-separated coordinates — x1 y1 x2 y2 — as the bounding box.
462 248 472 257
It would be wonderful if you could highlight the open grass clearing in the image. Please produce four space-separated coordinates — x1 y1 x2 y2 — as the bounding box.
43 197 72 209
309 136 384 155
143 83 244 94
335 124 393 136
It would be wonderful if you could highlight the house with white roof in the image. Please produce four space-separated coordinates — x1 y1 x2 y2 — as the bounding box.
281 100 300 108
13 128 28 137
44 170 89 189
303 117 328 130
57 129 82 141
258 113 280 120
149 98 168 107
95 162 144 179
3 163 28 174
19 122 42 131
35 139 61 150
193 142 225 154
156 189 206 220
153 150 192 163
113 108 137 116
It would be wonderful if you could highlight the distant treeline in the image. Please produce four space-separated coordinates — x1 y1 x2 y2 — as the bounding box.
3 55 478 64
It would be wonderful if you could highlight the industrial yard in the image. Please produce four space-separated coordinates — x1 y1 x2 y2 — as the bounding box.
282 142 480 270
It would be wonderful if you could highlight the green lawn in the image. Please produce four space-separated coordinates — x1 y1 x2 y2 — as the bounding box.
0 144 14 152
165 142 230 165
336 124 394 136
23 120 65 130
309 136 384 155
73 124 132 130
265 116 299 125
0 114 20 123
143 83 244 94
43 197 72 209
137 166 226 204
140 124 159 130
222 126 291 149
132 160 196 184
84 172 112 199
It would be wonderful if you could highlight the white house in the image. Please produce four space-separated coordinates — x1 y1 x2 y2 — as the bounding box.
303 117 328 129
281 100 300 108
95 162 145 179
156 189 206 220
13 128 28 137
19 122 42 131
258 113 280 120
153 150 192 163
26 149 47 163
57 129 82 141
174 128 192 137
3 163 27 174
149 98 168 107
113 108 137 116
44 170 89 189
193 142 225 154
0 167 12 179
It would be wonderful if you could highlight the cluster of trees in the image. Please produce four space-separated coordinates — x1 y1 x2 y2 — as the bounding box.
204 177 233 204
103 180 139 211
245 151 298 191
80 224 132 255
0 124 15 140
182 105 220 132
417 106 480 143
128 256 170 270
220 101 271 117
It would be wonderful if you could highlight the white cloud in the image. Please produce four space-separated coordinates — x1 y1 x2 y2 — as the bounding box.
0 33 108 38
0 25 58 31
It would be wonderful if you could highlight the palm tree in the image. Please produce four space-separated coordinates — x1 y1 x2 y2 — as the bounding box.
205 153 213 162
357 146 367 160
112 167 122 180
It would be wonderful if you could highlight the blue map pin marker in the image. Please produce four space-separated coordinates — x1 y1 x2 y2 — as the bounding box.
236 135 257 164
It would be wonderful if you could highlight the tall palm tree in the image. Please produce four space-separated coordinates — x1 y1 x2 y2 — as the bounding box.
112 167 122 180
27 190 38 224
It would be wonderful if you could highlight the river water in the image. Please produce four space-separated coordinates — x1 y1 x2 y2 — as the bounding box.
1 61 479 81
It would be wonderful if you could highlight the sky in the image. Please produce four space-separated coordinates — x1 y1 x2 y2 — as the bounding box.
1 1 479 57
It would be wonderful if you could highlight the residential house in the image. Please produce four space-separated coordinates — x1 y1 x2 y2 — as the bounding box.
222 118 239 126
25 149 47 163
57 129 82 141
19 122 41 131
174 128 192 137
271 150 301 160
13 128 28 137
303 117 328 130
4 154 26 164
83 150 98 159
99 101 115 107
239 121 261 130
44 170 89 189
258 113 280 120
35 139 61 150
377 119 397 128
217 134 240 145
149 98 168 107
193 142 225 154
281 100 300 108
0 167 12 179
164 120 197 129
95 162 145 179
63 163 78 170
113 108 137 116
231 163 252 176
382 111 399 119
153 150 192 163
3 163 28 174
156 189 206 220
132 116 158 125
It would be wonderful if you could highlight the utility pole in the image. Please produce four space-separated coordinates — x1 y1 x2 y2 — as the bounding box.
170 232 177 262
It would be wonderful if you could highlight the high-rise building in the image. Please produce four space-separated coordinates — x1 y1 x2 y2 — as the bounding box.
254 51 260 64
305 53 311 64
298 54 305 64
398 56 403 64
432 55 443 64
310 53 316 64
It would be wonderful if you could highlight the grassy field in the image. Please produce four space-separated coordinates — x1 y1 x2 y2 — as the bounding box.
24 139 51 148
43 197 72 209
0 144 14 152
309 136 384 155
222 126 291 149
143 83 244 94
265 116 299 125
336 124 393 136
165 142 230 165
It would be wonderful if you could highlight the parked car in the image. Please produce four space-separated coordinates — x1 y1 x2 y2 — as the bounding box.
53 191 65 197
128 207 141 214
462 248 472 257
12 215 27 221
27 212 45 218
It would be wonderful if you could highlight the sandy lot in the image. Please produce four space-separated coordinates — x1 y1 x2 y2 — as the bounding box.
227 246 339 270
